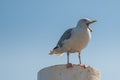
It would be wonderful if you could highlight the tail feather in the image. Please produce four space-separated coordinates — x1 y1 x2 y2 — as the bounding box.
49 48 63 56
49 50 54 55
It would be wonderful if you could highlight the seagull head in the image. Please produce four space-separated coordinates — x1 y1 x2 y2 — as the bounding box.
77 18 97 32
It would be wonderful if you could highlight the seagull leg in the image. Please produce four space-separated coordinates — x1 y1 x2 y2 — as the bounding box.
78 52 87 69
67 52 69 64
78 52 81 64
66 52 72 68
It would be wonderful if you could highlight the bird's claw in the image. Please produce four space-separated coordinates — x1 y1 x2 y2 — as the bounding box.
79 64 87 69
66 63 73 68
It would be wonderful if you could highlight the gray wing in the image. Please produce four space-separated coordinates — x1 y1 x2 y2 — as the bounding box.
54 28 73 49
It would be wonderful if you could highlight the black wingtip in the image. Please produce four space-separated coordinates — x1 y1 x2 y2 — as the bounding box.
53 46 58 50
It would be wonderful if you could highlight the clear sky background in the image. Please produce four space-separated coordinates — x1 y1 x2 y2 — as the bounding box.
0 0 120 80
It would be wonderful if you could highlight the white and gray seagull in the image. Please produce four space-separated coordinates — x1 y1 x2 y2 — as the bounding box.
49 18 97 68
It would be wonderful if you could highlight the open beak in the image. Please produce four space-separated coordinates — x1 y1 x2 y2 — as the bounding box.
87 20 97 32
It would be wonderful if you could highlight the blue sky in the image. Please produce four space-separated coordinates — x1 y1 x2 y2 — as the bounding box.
0 0 120 80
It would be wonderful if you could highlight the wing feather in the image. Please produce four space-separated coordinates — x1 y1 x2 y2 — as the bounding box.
54 28 73 49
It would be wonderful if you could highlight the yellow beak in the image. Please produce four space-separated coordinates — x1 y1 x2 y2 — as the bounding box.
87 20 97 32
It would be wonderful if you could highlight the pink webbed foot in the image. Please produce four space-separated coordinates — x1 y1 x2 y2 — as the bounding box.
79 64 88 69
66 63 73 68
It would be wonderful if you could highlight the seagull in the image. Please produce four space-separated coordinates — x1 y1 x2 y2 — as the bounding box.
49 18 97 68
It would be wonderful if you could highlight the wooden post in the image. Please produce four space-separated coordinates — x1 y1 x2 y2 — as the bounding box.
38 64 100 80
